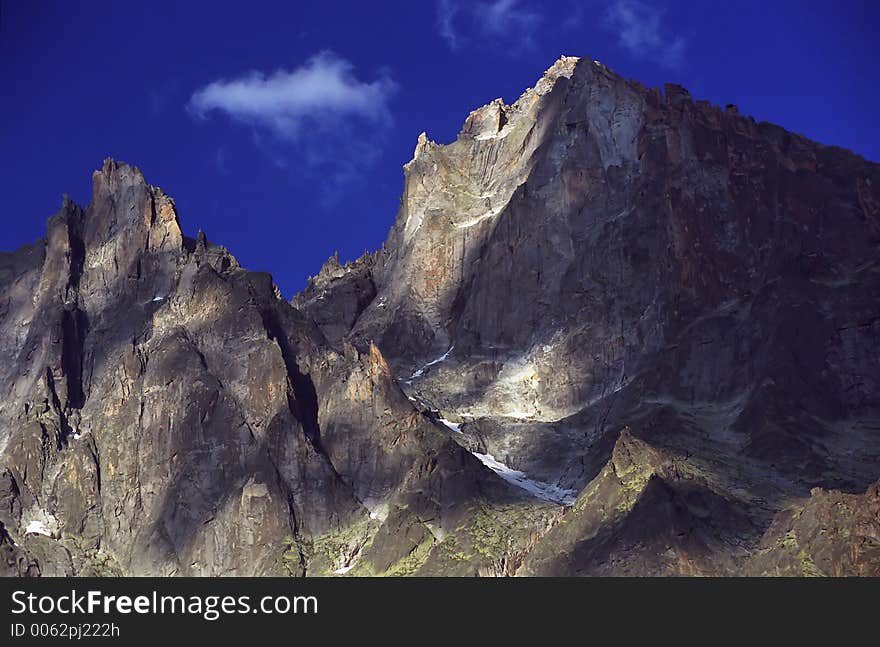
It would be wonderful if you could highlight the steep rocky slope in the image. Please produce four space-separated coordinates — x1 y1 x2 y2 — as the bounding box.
0 161 540 577
2 57 879 576
297 56 880 575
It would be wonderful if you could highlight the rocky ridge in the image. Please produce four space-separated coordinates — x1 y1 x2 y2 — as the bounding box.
2 56 879 576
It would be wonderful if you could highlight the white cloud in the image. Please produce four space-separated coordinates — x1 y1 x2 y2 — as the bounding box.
475 0 540 37
436 0 541 51
604 0 685 69
437 0 460 50
189 52 396 139
188 53 397 206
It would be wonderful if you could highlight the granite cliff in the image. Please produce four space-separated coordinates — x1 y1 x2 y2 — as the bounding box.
3 57 879 576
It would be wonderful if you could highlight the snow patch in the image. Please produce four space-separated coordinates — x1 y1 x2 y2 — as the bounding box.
438 418 463 434
472 452 577 505
25 520 51 537
455 206 504 229
409 346 454 379
503 410 535 420
475 125 512 141
333 565 354 575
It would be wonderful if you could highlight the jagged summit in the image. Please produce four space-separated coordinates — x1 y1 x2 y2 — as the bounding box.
415 56 588 159
533 54 580 90
294 54 880 575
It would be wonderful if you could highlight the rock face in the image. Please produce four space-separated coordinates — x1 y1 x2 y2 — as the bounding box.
2 57 879 576
297 56 880 576
0 161 532 577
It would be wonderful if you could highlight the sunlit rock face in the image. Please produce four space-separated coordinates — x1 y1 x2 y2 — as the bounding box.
0 161 528 577
2 57 879 577
302 56 880 575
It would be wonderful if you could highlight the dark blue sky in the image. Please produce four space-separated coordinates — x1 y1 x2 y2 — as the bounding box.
2 1 878 296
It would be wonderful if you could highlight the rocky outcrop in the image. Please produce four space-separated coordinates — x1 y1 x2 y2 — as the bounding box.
517 429 759 576
2 55 879 576
746 481 880 576
292 251 378 347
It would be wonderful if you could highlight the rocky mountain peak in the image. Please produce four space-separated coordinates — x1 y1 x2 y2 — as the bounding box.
2 56 879 577
460 98 509 140
533 54 580 93
293 54 880 576
410 131 433 164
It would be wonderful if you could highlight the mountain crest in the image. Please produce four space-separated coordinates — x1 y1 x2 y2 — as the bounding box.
2 56 879 577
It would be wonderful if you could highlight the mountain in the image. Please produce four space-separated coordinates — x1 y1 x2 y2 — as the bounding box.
2 57 879 577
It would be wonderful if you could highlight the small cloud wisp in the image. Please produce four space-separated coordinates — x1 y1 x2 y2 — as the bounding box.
188 52 397 206
188 51 396 140
603 0 685 69
436 0 541 52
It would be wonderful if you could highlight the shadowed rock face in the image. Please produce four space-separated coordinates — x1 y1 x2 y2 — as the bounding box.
2 57 879 577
